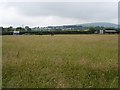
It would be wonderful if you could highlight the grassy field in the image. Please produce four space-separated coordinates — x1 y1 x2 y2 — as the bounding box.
2 35 118 88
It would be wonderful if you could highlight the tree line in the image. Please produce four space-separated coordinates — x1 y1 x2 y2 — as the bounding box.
1 26 119 35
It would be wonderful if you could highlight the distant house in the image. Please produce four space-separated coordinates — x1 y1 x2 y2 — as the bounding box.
104 30 118 34
95 29 118 34
13 31 20 35
94 30 104 34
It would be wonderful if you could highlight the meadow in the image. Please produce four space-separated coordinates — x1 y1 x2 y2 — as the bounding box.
2 35 118 88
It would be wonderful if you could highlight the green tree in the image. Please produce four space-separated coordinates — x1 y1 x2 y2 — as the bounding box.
7 26 14 31
89 27 96 33
16 27 25 32
25 26 31 31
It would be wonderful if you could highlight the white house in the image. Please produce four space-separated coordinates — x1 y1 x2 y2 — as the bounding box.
13 31 20 35
94 29 118 34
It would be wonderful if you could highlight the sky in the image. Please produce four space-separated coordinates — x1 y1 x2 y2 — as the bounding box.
0 1 118 27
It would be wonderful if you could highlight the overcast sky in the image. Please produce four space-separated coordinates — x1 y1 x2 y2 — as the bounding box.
0 2 118 27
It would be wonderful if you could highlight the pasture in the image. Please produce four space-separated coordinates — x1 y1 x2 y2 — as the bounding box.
2 35 118 88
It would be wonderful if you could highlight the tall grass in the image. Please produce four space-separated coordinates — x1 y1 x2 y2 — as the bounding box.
2 35 118 88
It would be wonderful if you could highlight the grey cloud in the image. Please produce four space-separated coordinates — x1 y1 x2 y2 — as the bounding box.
7 2 117 21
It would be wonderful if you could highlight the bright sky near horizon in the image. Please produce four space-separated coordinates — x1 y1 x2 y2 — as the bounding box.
0 0 119 27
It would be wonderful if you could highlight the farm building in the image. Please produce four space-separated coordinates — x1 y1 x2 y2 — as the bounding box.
104 30 118 34
13 31 20 35
94 29 118 34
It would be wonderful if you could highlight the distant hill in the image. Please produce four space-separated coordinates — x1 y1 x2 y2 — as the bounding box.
79 22 118 28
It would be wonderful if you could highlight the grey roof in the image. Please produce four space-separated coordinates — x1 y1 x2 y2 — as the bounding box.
105 30 117 32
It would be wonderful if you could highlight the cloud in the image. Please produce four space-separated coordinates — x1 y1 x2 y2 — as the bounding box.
0 2 118 27
0 6 81 27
